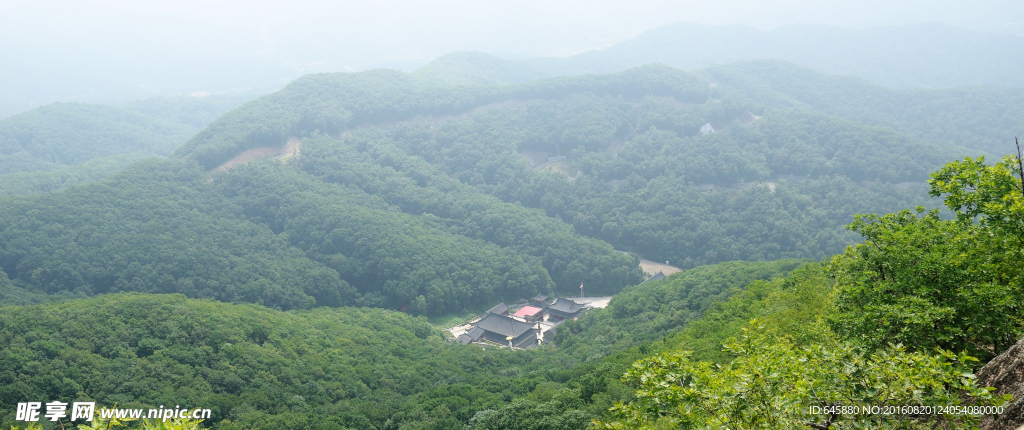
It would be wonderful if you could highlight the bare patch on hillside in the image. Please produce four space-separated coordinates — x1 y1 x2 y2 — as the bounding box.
213 138 301 173
739 111 762 126
542 161 577 178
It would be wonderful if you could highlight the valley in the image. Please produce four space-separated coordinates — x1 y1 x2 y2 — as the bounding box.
1 48 1022 429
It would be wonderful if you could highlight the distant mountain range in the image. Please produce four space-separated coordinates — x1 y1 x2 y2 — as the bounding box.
417 22 1024 89
4 21 1021 120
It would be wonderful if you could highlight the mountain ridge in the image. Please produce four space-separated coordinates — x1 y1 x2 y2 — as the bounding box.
416 22 1024 90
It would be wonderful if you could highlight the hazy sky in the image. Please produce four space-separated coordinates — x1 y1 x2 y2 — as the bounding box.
1 0 1021 115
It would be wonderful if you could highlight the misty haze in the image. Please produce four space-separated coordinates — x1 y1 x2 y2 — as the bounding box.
1 1 1023 429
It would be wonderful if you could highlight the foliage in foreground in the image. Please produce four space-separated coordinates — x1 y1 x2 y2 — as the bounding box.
599 153 1024 429
597 325 1004 430
828 154 1024 359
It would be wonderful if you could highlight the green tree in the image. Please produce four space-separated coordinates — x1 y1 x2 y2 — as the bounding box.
929 153 1024 246
828 154 1024 357
471 389 593 430
596 324 1003 430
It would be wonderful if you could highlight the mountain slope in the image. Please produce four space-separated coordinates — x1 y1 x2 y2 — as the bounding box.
168 63 998 270
698 60 1024 155
122 93 255 129
0 153 155 197
0 102 194 174
559 22 1024 89
0 259 816 429
0 94 254 186
0 294 525 429
175 65 711 170
0 157 632 314
2 62 1011 312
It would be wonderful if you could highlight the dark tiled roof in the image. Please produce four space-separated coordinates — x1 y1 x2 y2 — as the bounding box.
532 294 548 302
456 334 473 345
548 298 585 314
513 332 538 348
487 302 509 314
474 313 537 338
467 326 485 340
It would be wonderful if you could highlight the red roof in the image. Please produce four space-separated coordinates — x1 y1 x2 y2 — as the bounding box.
513 306 543 317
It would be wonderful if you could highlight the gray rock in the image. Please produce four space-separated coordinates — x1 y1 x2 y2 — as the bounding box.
978 338 1024 430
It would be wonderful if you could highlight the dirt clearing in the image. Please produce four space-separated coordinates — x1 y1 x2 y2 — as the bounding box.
212 137 301 173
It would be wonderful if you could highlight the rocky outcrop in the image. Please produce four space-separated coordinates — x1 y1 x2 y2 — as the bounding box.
978 338 1024 430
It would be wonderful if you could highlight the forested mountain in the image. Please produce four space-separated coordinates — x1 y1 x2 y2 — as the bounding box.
4 62 1012 318
4 61 1017 309
0 157 636 314
121 94 253 129
0 153 155 198
0 294 532 429
592 153 1024 429
416 22 1024 89
0 94 252 195
0 103 192 174
698 60 1024 155
418 56 1024 155
0 261 812 429
2 58 1022 429
176 62 1018 268
7 189 1015 429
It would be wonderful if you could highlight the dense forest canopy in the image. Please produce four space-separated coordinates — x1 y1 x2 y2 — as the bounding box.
0 157 639 314
552 259 807 359
698 60 1024 155
0 260 815 430
0 103 192 174
0 153 155 198
168 61 1020 268
0 294 532 429
2 57 1023 430
174 64 712 169
4 61 1017 316
0 95 250 194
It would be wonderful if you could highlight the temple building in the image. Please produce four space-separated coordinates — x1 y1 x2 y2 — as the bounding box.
513 305 544 323
547 298 587 321
472 313 539 348
486 302 510 316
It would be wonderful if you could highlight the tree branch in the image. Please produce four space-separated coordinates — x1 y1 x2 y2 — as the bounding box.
1016 137 1024 198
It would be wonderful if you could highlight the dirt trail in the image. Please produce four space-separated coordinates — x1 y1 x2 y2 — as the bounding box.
212 137 301 173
